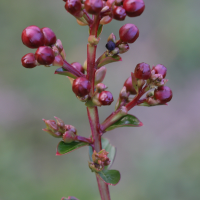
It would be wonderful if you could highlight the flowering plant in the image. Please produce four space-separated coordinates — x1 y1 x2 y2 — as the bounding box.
21 0 172 199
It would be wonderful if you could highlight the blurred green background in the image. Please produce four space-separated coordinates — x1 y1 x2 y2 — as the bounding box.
1 0 200 199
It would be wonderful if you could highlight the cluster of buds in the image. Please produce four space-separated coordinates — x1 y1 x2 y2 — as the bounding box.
21 26 65 68
42 117 77 143
116 62 173 109
89 149 111 172
63 0 145 26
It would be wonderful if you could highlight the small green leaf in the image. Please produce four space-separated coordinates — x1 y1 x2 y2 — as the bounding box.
105 114 143 132
57 141 88 156
96 53 122 68
89 137 116 169
55 67 78 79
97 24 103 37
97 169 121 186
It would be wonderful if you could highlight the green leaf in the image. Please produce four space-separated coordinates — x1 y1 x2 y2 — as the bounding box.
105 114 143 132
55 67 78 79
97 169 121 186
97 24 103 38
96 53 122 68
56 141 88 156
89 137 116 169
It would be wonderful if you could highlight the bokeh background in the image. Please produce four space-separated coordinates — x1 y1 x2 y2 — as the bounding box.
1 0 200 199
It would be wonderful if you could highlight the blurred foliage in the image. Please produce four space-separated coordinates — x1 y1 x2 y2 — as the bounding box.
1 0 200 199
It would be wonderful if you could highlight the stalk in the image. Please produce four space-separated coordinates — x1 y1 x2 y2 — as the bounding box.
86 15 111 200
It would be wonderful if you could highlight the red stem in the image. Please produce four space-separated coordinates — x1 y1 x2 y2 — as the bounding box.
76 135 92 144
125 86 147 111
86 15 111 200
101 86 148 132
62 60 86 78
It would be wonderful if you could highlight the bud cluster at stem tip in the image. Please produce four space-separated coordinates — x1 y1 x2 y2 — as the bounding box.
63 0 145 26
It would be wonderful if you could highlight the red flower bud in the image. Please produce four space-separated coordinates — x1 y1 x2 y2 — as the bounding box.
85 0 103 15
71 62 84 74
134 62 151 80
21 53 37 68
123 0 145 17
123 76 137 94
119 24 139 43
113 6 126 21
72 77 91 97
41 27 57 46
152 64 167 78
154 86 172 103
99 91 114 105
63 131 77 143
21 25 44 48
65 0 82 17
35 46 55 65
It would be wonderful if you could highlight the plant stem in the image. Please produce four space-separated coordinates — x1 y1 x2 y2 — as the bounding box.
86 15 111 200
87 107 111 200
125 86 148 111
62 59 86 78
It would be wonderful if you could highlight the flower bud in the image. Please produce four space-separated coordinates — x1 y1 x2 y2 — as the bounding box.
145 97 160 106
42 119 63 137
63 130 77 143
154 86 172 103
119 24 139 44
54 116 65 133
99 91 114 105
52 55 64 67
96 83 107 92
106 0 115 8
71 62 84 74
65 0 82 17
134 62 151 80
95 66 107 84
107 33 116 43
85 0 103 15
22 25 44 48
21 53 38 68
41 27 57 46
55 39 63 53
152 64 167 78
123 76 137 94
118 43 129 54
113 6 126 21
100 16 112 25
35 46 55 65
72 77 91 97
52 45 59 56
65 125 77 134
123 0 145 17
120 86 129 99
151 74 163 81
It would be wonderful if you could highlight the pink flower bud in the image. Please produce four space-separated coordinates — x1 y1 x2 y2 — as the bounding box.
119 24 139 43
